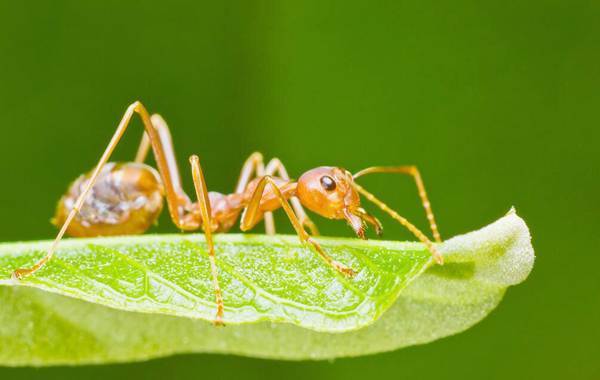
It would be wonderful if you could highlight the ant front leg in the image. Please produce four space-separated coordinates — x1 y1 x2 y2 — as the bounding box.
240 176 355 277
189 155 225 326
265 158 320 236
236 153 320 236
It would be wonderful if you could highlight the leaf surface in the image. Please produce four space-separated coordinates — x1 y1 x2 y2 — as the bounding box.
0 210 534 365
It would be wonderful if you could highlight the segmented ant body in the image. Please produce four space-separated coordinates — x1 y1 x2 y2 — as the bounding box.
13 101 443 325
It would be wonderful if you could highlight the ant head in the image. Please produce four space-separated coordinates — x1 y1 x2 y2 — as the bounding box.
296 166 369 238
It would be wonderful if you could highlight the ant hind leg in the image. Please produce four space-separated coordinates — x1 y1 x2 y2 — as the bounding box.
189 155 225 326
13 102 198 280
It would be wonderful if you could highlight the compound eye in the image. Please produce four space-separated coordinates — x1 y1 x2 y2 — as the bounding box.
320 175 336 191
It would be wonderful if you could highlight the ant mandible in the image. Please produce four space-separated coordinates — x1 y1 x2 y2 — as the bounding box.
12 101 443 325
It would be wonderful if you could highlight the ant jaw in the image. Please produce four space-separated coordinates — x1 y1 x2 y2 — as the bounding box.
349 207 384 238
359 208 383 237
355 225 367 240
343 208 368 240
373 224 384 237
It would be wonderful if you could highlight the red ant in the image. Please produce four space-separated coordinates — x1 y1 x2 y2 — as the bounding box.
12 101 443 325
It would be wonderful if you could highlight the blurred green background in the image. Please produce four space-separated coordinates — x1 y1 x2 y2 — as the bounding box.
0 1 598 379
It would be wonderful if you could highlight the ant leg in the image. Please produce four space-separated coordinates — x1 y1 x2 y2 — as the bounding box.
240 176 355 277
189 155 225 326
265 158 320 236
235 152 276 235
352 182 444 264
235 152 264 193
236 154 319 235
12 101 198 280
133 114 187 200
353 166 442 242
236 154 320 235
134 129 151 163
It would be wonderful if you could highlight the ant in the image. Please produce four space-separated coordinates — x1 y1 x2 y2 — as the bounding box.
12 101 443 325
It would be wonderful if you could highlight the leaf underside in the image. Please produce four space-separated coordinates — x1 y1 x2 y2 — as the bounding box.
0 210 534 366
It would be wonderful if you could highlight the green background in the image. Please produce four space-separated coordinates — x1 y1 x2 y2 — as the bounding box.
0 1 598 379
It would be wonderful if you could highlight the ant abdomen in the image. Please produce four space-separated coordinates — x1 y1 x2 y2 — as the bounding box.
53 162 164 237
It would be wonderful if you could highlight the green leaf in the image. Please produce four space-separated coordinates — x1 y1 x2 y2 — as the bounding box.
0 209 533 366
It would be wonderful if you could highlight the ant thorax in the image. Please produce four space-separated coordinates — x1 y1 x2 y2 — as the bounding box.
53 162 164 237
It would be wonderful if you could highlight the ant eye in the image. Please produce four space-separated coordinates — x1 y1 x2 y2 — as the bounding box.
320 175 336 191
